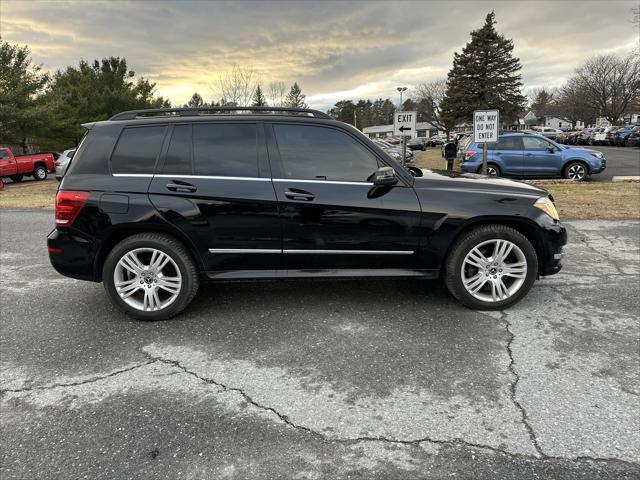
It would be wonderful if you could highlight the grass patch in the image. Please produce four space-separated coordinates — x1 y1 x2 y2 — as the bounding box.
542 182 640 220
0 181 57 210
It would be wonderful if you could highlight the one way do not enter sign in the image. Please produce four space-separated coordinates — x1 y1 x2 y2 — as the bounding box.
394 111 417 136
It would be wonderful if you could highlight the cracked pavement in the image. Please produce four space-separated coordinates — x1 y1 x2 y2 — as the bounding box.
1 210 639 479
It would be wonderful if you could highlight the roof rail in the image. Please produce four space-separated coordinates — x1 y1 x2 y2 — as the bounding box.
109 106 332 121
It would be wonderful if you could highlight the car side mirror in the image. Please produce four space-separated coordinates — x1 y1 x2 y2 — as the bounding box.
547 147 556 153
372 166 398 186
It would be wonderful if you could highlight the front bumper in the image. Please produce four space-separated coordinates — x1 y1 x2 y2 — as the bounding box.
538 218 567 276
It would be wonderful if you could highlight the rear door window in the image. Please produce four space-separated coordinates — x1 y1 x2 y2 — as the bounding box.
273 124 379 182
495 136 522 150
111 126 166 174
522 136 552 150
192 123 258 177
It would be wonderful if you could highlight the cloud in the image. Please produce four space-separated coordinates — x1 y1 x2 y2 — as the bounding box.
1 0 637 110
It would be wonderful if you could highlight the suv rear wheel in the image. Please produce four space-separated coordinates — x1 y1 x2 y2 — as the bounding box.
103 233 199 320
444 225 538 310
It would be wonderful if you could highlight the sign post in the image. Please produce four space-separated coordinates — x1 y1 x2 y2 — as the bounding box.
394 111 417 166
473 109 499 175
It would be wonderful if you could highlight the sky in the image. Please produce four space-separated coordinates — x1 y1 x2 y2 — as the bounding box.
1 0 638 110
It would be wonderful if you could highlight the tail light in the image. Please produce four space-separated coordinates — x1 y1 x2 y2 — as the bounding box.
464 150 476 160
55 190 89 226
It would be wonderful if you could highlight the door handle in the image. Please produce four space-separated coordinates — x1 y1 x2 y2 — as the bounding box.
166 181 197 193
285 189 315 201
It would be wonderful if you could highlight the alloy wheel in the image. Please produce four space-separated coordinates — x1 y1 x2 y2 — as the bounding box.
487 166 498 177
567 164 586 180
114 248 182 311
460 239 527 303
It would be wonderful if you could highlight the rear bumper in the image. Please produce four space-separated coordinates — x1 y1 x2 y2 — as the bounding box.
48 228 101 282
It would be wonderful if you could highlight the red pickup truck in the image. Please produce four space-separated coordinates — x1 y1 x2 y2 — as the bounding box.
0 147 56 182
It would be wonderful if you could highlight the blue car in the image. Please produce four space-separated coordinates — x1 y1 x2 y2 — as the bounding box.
460 132 606 180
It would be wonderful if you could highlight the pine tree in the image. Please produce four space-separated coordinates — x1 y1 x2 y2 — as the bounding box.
252 84 267 106
441 12 527 125
285 82 307 108
187 92 204 108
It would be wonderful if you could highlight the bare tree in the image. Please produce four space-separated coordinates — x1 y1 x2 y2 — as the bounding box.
213 64 256 107
266 81 287 107
566 53 640 123
552 84 597 128
411 79 456 134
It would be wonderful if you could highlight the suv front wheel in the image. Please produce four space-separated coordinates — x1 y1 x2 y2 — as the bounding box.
444 225 538 310
103 233 199 320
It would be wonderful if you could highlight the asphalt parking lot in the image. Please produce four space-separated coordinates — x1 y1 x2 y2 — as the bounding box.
587 146 640 181
1 210 639 479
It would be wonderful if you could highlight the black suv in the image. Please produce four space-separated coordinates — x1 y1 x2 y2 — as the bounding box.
49 107 566 320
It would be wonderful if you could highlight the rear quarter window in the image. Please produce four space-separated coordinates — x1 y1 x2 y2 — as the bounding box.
110 125 167 174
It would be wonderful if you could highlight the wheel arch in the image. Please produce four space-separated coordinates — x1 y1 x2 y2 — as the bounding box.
563 157 590 174
441 216 546 276
93 223 205 281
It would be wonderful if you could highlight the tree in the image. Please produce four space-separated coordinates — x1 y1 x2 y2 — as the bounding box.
186 92 205 108
284 82 307 108
565 53 640 123
0 41 50 153
215 64 256 107
328 100 356 125
252 84 267 106
441 12 527 126
553 84 597 128
529 88 555 120
411 79 457 135
39 57 169 149
267 81 287 107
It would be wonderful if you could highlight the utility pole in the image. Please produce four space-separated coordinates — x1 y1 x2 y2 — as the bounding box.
354 110 357 129
397 87 408 166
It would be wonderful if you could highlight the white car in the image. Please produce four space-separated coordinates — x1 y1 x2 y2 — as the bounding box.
55 149 75 181
529 126 564 141
593 126 618 145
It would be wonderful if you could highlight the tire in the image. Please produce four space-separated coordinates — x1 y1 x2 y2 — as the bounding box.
102 233 199 321
444 224 538 310
563 161 588 181
10 175 23 182
481 164 500 177
33 165 47 181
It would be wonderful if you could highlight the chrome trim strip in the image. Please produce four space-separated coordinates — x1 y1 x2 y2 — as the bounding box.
283 249 414 255
155 174 270 181
209 248 281 254
208 248 414 255
273 178 373 186
112 173 154 177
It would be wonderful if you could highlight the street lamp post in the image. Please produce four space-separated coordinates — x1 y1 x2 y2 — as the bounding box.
397 86 407 111
397 87 408 165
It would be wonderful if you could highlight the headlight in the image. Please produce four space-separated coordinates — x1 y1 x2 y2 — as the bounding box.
591 151 603 159
534 197 559 221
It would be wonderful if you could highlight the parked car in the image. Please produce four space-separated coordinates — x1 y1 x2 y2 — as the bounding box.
593 126 618 145
55 149 76 181
627 127 640 147
407 137 428 151
48 106 566 320
612 125 639 146
558 131 579 145
0 147 56 182
575 128 594 145
426 136 445 147
373 139 414 162
459 132 606 180
529 126 564 141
